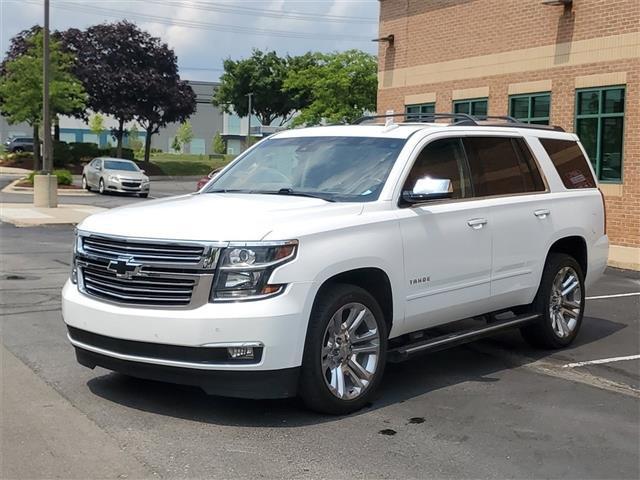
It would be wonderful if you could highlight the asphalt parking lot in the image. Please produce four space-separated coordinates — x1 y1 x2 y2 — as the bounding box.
1 186 639 479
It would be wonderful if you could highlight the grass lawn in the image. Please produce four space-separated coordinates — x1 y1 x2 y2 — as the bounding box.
146 153 235 176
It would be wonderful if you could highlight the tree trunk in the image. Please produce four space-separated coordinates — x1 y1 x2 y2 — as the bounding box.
143 127 153 163
116 118 125 158
53 117 60 141
32 124 41 172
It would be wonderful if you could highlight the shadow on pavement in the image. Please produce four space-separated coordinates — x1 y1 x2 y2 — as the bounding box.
86 314 627 427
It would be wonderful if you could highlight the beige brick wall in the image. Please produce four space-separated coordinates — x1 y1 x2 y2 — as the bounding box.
377 0 640 253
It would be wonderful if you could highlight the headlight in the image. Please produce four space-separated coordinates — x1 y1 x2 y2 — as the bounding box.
70 230 80 284
108 175 120 182
210 240 298 301
142 177 150 184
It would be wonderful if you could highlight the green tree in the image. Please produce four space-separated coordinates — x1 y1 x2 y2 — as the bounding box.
175 121 194 153
89 113 105 136
212 49 307 127
0 31 86 169
284 50 377 126
212 132 225 154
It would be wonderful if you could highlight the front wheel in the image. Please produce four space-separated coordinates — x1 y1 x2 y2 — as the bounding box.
138 192 149 198
98 178 105 194
521 253 585 349
81 175 91 191
299 284 388 415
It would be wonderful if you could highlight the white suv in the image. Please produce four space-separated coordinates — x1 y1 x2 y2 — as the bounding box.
62 114 608 414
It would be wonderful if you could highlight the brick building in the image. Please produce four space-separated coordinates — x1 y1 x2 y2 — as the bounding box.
376 0 639 269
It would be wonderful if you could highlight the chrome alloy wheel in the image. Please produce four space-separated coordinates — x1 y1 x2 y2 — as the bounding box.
549 266 582 338
321 302 380 400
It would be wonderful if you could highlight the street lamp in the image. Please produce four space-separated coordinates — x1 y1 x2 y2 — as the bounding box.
33 0 57 208
246 92 253 148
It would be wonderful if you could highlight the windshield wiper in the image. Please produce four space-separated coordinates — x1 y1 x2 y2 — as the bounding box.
263 188 336 202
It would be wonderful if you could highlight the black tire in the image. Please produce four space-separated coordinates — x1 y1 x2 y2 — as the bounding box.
82 175 91 191
299 283 388 415
13 147 24 153
521 253 585 349
98 178 105 194
138 192 149 198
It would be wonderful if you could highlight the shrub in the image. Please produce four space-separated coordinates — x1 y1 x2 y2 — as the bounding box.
68 142 102 163
25 169 73 186
53 140 72 167
103 147 134 160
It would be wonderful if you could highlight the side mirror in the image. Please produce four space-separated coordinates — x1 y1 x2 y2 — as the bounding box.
140 169 145 174
402 177 453 204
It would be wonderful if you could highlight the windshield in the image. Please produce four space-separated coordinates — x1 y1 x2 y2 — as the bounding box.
104 160 139 172
204 136 406 202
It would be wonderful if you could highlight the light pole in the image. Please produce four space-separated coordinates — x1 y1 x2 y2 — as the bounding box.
246 92 253 149
34 0 57 207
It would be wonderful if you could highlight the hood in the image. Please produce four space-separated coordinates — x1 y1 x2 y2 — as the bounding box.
78 193 364 241
107 169 146 179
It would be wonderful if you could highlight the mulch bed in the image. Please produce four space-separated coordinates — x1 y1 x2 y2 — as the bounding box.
14 179 82 189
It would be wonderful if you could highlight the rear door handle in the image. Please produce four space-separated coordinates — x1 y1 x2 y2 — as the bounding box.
467 218 488 229
534 209 551 219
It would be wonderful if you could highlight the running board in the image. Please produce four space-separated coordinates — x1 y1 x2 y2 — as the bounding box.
387 313 540 363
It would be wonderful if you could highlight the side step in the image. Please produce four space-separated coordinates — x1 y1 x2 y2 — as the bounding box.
387 313 540 363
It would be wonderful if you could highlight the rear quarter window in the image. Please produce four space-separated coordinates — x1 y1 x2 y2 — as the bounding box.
540 138 597 189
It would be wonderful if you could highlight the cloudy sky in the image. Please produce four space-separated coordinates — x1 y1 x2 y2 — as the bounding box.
1 0 379 82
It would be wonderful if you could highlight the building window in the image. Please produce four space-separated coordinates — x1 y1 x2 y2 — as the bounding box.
575 86 625 182
405 103 435 121
453 98 488 117
509 93 550 124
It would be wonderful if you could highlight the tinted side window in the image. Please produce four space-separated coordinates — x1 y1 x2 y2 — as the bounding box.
539 138 597 189
513 138 546 192
463 136 533 196
403 137 471 199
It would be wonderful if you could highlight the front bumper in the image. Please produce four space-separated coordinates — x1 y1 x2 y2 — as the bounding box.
72 330 300 398
62 279 314 374
105 179 149 193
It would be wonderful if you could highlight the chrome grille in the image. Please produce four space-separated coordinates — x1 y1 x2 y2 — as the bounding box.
81 259 196 306
82 235 206 265
75 232 224 308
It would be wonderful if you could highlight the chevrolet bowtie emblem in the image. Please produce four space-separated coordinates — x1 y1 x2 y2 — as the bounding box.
107 257 143 279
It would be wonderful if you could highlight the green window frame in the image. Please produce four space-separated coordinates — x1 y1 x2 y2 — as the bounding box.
453 98 488 117
405 102 435 120
575 85 625 183
509 92 550 124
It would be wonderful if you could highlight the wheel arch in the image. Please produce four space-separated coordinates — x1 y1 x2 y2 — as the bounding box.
546 235 588 277
313 267 394 334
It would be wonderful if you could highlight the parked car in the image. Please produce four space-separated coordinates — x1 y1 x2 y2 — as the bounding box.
196 167 223 191
82 157 150 197
63 114 608 414
4 136 34 153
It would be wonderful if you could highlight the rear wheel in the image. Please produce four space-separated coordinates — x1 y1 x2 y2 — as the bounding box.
13 147 24 153
521 253 585 349
299 284 387 415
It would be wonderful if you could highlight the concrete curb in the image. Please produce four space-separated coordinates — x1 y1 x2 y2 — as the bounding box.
1 178 95 197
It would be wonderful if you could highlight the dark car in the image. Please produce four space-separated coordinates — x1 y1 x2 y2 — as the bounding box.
4 137 34 153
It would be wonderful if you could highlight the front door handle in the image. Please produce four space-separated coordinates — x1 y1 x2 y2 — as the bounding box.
467 218 488 229
534 209 551 219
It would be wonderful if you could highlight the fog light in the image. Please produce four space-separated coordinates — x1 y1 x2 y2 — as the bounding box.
227 346 254 360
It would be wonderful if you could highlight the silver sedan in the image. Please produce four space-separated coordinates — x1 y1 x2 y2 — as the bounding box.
82 157 150 197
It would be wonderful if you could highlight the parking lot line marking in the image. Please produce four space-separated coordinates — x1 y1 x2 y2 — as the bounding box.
586 292 640 300
563 355 640 369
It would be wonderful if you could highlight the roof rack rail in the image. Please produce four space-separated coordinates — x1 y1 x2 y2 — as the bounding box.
352 112 565 131
353 112 478 125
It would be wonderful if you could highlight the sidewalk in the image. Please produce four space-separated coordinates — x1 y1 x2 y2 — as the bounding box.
1 346 155 479
0 166 31 175
0 203 105 226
